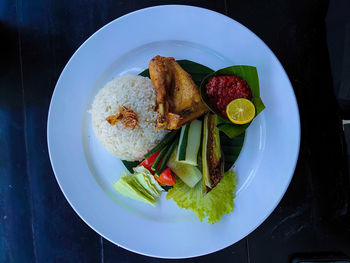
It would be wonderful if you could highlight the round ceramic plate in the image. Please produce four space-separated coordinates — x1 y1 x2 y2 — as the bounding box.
48 5 300 259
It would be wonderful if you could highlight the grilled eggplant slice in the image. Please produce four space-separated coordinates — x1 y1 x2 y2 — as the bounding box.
202 113 224 194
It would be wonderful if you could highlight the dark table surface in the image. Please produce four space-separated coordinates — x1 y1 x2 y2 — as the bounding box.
1 0 350 262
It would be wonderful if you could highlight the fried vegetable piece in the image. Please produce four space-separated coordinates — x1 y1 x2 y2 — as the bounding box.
202 113 224 194
106 106 138 130
149 55 208 130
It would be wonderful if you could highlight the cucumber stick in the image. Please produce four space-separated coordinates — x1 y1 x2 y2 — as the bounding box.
155 138 178 176
176 120 202 166
168 150 202 188
151 145 169 172
177 124 190 161
144 130 178 158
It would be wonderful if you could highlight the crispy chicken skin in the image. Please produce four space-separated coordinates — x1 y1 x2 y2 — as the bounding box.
149 55 208 129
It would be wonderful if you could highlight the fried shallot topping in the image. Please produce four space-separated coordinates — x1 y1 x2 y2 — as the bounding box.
106 113 122 125
106 106 138 130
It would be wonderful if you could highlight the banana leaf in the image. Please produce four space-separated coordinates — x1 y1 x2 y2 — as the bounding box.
122 160 139 173
221 132 245 171
199 65 265 138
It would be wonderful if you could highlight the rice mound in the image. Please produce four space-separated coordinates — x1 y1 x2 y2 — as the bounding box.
91 74 167 161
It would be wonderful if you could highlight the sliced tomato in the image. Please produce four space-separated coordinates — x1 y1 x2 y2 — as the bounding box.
138 150 160 172
154 168 176 186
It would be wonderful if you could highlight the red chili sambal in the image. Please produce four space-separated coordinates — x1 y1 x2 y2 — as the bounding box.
206 75 252 118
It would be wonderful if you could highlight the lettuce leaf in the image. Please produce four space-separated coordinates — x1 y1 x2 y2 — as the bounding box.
166 171 237 223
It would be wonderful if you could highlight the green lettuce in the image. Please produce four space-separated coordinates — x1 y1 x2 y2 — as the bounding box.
166 171 237 223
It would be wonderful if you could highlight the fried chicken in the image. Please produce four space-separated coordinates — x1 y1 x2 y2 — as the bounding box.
149 55 208 129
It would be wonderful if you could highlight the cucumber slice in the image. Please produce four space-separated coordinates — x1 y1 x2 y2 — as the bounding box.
168 150 202 188
176 123 190 161
176 120 202 165
185 120 202 165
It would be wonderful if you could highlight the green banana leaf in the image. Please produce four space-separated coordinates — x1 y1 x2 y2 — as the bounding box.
221 132 245 171
122 160 139 173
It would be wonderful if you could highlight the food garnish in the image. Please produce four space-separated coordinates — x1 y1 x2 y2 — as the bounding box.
176 119 202 166
138 151 176 186
202 113 224 193
119 106 138 129
113 166 164 206
166 170 236 224
105 113 121 125
151 145 169 172
154 168 176 186
138 150 160 172
149 55 208 130
154 137 178 177
226 98 256 125
144 130 179 159
106 106 138 130
139 129 179 183
167 149 202 188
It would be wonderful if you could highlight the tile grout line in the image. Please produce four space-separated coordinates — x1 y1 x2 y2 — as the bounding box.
45 0 58 85
100 236 104 263
246 237 251 263
15 0 38 262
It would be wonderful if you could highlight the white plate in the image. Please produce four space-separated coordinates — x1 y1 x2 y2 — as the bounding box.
48 5 300 259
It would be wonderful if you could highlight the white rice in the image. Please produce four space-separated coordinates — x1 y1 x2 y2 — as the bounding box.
91 74 167 161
